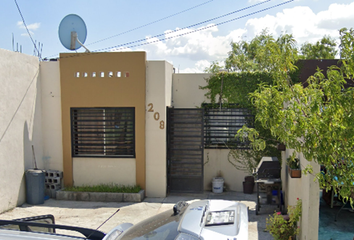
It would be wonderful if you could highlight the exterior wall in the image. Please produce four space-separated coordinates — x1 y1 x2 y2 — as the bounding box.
0 49 43 213
204 149 248 191
164 65 173 107
59 52 146 189
40 61 63 171
299 153 320 240
172 73 210 107
172 73 247 191
282 149 320 240
73 158 136 186
145 61 173 197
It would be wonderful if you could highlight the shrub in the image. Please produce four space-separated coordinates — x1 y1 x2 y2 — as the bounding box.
266 198 302 240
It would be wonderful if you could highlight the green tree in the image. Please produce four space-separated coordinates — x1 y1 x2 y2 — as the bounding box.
238 28 354 201
300 36 338 59
224 29 298 73
202 30 299 171
201 72 282 172
204 61 223 73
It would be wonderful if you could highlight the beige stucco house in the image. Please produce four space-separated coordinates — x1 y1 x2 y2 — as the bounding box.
0 49 251 203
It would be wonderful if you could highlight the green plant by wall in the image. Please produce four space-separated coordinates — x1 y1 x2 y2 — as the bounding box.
200 72 274 110
64 184 141 193
237 28 354 200
287 156 300 170
227 149 259 176
200 71 281 168
266 199 302 240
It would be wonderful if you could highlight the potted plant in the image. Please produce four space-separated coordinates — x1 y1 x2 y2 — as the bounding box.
266 198 302 240
243 175 255 194
226 124 281 194
287 157 301 178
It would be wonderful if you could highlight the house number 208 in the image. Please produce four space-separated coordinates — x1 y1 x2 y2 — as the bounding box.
147 103 164 129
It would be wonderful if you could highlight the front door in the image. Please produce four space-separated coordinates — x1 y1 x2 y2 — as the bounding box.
167 108 204 193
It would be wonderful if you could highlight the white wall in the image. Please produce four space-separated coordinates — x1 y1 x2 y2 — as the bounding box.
172 73 210 107
299 153 320 240
0 49 43 213
282 149 320 240
204 149 248 191
165 64 173 107
145 61 173 197
172 73 247 192
73 158 136 186
40 61 63 172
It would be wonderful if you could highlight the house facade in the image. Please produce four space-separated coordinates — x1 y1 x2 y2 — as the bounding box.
0 49 250 210
1 49 325 239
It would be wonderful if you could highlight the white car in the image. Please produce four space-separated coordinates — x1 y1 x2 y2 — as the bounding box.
0 200 248 240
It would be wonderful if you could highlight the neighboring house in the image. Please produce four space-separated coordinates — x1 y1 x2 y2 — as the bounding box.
0 49 336 240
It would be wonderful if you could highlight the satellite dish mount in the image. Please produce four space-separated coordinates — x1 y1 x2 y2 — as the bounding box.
59 14 90 52
70 31 90 52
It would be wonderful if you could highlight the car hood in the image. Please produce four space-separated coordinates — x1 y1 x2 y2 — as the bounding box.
116 199 248 240
178 200 248 240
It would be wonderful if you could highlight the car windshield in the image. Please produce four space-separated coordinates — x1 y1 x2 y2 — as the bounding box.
118 207 185 240
0 215 56 233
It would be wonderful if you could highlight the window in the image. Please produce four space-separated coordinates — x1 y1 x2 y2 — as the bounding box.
204 106 254 149
71 107 135 157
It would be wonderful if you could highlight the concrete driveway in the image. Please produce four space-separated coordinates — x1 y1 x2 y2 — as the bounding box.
0 191 274 240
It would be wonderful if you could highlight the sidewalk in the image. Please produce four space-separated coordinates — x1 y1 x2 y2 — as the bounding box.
0 191 274 240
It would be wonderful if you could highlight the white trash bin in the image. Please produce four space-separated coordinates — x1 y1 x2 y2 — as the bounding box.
212 177 224 193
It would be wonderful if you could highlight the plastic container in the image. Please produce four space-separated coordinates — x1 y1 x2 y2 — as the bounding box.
25 169 45 204
212 177 224 193
272 190 284 205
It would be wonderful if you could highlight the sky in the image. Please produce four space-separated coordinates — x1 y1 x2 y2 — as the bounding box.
1 0 353 73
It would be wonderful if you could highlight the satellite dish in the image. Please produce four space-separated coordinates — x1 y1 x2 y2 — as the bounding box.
58 14 90 52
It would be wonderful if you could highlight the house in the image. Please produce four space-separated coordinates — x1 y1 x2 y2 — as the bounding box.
0 49 250 211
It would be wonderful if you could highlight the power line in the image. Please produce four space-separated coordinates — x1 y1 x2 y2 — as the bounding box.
94 0 272 52
44 0 271 59
49 0 294 60
96 0 293 52
45 0 214 59
14 0 41 59
87 0 214 46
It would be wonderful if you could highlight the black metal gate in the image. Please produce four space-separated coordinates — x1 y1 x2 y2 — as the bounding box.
167 108 204 193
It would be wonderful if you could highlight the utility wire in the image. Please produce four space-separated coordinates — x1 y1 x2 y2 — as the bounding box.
45 0 214 59
94 0 272 52
51 0 294 60
87 0 214 46
14 0 41 59
44 0 271 59
95 0 293 52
